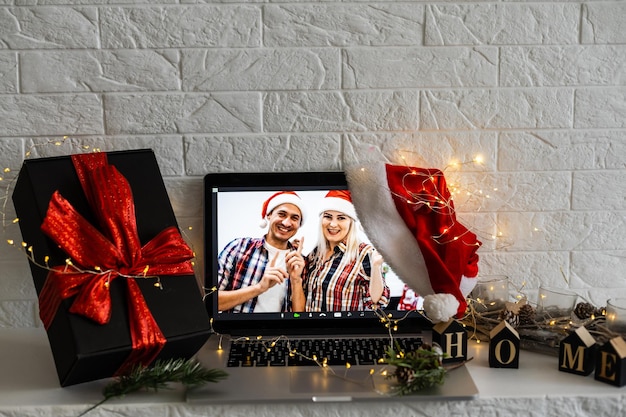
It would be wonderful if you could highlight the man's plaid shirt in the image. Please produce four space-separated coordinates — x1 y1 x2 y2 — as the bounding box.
218 237 294 313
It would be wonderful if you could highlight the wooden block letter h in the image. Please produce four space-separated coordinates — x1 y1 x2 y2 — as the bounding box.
433 319 467 364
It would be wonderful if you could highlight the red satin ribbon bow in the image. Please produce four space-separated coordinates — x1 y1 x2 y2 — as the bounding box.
38 152 195 375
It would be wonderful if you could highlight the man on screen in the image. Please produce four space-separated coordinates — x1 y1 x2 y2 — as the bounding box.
217 191 306 313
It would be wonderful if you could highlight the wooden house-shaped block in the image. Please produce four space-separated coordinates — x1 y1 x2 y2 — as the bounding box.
558 326 597 376
488 320 520 368
432 319 467 363
595 336 626 387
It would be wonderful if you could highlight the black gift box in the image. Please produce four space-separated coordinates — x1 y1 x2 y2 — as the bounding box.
12 149 211 386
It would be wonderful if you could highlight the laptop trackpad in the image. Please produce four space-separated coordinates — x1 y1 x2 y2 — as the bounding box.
289 369 375 394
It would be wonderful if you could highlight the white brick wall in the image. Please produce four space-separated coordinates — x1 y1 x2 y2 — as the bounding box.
0 1 624 327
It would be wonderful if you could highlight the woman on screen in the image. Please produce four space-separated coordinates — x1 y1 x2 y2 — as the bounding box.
298 190 390 312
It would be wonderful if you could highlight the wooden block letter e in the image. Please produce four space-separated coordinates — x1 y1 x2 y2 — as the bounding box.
595 336 626 387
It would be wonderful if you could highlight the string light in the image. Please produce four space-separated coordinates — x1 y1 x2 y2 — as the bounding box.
383 157 501 247
7 236 166 291
202 286 217 302
207 307 413 395
4 140 510 393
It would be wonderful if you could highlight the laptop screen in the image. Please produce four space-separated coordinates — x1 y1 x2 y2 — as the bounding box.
203 171 431 335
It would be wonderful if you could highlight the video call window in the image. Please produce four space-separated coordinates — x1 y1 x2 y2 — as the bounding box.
211 188 419 315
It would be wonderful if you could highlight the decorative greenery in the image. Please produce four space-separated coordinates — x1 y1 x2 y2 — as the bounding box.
79 358 228 416
383 343 446 395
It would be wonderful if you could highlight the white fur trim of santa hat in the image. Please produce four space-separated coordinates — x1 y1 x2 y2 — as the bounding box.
319 189 358 220
344 163 433 296
259 191 306 228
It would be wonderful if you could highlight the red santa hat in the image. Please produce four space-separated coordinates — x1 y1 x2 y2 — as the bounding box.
345 163 481 323
319 189 358 220
259 191 306 228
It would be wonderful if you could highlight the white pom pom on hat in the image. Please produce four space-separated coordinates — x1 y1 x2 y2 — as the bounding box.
259 191 306 228
422 294 460 324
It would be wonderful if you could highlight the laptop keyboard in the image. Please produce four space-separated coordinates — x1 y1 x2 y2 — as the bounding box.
226 336 423 367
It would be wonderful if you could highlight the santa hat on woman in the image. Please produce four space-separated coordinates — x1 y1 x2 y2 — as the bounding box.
259 191 306 228
345 163 481 323
319 189 358 220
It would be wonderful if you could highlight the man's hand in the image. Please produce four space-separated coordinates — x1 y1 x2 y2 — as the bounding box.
256 252 288 293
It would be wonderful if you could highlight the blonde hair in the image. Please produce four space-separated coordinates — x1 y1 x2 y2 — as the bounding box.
314 212 360 264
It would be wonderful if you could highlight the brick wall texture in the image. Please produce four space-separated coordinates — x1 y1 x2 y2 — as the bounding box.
0 1 624 327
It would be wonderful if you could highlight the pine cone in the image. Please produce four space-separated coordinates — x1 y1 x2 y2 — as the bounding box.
518 304 535 325
499 309 520 328
395 367 416 385
574 302 602 320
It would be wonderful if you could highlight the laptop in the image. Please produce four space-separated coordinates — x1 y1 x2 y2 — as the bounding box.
186 171 478 403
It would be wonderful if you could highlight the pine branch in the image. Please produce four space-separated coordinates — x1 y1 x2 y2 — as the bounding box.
78 358 228 417
383 344 447 396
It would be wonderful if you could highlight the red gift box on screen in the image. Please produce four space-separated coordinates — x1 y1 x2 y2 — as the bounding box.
12 149 211 386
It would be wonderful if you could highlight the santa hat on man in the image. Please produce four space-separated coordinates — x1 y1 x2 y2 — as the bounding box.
319 189 358 220
345 163 481 323
259 191 306 228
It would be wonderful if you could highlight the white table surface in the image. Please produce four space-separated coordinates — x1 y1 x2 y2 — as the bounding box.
0 327 624 417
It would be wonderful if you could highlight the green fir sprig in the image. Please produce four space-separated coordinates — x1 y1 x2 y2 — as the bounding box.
383 343 446 395
79 358 228 416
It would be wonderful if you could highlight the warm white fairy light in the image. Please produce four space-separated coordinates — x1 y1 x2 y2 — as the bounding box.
216 332 223 351
9 237 165 291
207 307 414 395
202 286 218 303
354 150 508 250
8 143 501 391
